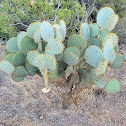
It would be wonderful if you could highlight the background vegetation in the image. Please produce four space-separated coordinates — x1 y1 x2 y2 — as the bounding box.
0 0 125 42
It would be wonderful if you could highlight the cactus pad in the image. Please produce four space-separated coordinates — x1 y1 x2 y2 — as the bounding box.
85 73 93 89
67 34 87 56
17 32 27 49
110 54 124 69
27 22 41 38
48 63 59 79
89 23 99 37
45 46 54 57
88 38 102 48
114 44 119 54
105 79 120 94
60 20 66 39
95 60 108 76
124 52 126 61
35 54 56 71
40 21 54 42
99 29 109 42
80 61 90 68
55 53 63 62
20 35 37 52
12 52 25 67
12 66 27 82
48 39 64 54
53 27 63 41
64 47 80 57
53 24 60 30
26 62 38 76
63 52 79 66
65 65 73 79
97 7 114 28
93 75 106 88
33 29 41 43
80 23 90 40
105 15 119 32
0 61 14 74
85 46 103 67
103 39 116 62
7 37 20 53
103 33 118 47
27 50 39 66
5 54 14 63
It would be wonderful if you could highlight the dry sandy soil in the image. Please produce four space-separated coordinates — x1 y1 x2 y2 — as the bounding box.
0 22 126 126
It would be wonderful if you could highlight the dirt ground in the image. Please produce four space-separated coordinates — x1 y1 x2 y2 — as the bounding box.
0 25 126 126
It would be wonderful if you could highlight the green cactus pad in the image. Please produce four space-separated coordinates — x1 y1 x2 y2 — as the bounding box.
67 34 87 57
124 52 126 61
60 20 66 39
33 29 41 43
78 68 87 75
65 65 73 79
85 46 103 67
20 35 37 52
34 54 56 71
45 46 54 57
103 39 116 62
105 79 120 94
89 23 99 37
17 32 27 49
97 7 114 28
114 44 119 54
79 77 86 88
80 61 90 68
63 52 79 66
53 24 60 30
12 75 24 82
85 73 93 89
55 53 63 62
110 54 124 69
93 75 106 88
53 27 63 41
88 38 102 48
103 33 118 47
99 29 109 42
48 39 64 54
105 15 119 32
27 22 41 38
12 52 25 67
26 62 38 76
95 60 108 76
80 23 90 41
64 47 80 57
0 61 14 74
40 21 54 42
38 41 42 52
12 66 27 82
5 54 14 63
6 37 20 53
27 50 39 66
48 67 58 79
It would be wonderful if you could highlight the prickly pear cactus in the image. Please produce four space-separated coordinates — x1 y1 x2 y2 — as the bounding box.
0 7 125 94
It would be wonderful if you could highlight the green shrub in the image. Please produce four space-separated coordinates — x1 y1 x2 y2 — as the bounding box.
0 7 125 94
0 0 86 39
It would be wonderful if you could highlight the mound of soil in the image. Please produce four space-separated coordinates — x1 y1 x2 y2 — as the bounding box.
0 44 126 126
